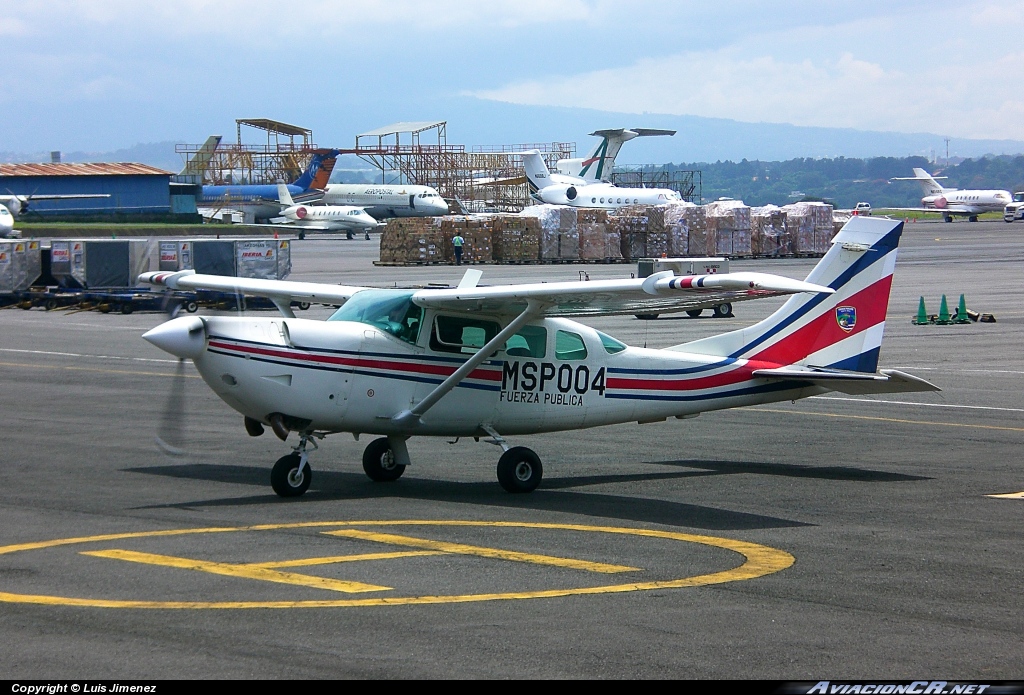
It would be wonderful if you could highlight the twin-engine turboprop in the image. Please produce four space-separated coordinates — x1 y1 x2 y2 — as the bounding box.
140 216 937 497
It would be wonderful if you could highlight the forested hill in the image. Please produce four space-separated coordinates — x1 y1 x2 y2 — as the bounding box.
656 156 1024 208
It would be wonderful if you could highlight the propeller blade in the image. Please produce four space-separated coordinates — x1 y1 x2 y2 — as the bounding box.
155 358 188 457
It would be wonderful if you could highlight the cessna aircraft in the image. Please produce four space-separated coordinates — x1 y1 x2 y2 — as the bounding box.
140 215 936 498
891 168 1011 222
523 150 681 208
272 183 378 234
555 128 676 182
318 183 449 220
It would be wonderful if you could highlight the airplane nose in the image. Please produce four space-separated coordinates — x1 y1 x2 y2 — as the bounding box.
143 316 207 359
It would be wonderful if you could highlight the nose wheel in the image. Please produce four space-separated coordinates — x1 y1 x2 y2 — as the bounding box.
271 453 311 497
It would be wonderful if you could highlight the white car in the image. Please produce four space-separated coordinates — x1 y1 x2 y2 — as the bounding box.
854 202 872 216
1004 192 1024 222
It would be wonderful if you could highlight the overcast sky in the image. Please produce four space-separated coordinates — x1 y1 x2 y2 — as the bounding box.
3 1 1023 152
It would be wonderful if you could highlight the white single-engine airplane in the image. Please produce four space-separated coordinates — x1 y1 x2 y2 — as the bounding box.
140 216 937 497
891 168 1011 222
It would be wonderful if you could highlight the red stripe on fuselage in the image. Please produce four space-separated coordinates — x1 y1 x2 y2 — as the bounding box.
207 340 502 382
748 275 893 365
606 360 786 392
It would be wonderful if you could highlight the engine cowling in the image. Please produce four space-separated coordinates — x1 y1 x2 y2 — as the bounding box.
924 196 947 209
538 185 578 205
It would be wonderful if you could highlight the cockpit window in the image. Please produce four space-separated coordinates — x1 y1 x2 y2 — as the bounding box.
327 290 423 344
596 331 627 354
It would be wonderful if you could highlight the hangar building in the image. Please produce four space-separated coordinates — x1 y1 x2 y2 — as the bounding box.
0 162 197 218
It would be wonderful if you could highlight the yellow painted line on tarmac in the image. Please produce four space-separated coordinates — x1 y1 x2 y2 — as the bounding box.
0 360 200 379
757 408 1024 433
245 551 443 568
81 549 391 594
324 529 640 573
985 491 1024 499
0 521 795 609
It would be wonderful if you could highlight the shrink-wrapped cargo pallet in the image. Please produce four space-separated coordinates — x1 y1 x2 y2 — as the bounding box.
705 200 752 257
751 206 789 256
493 216 540 263
783 202 833 255
522 204 579 261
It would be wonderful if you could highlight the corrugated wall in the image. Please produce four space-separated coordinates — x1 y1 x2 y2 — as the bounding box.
0 174 171 215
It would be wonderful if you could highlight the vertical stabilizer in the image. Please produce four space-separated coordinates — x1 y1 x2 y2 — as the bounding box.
670 216 904 373
277 183 295 207
179 135 222 181
556 128 675 182
292 149 340 191
521 150 551 194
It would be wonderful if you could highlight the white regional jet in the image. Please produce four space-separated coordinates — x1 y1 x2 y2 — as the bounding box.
891 168 1011 222
274 184 379 234
555 128 676 183
139 215 936 498
523 150 681 208
0 192 112 238
318 183 449 220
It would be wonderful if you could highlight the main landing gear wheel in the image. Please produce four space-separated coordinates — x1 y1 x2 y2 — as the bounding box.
969 215 979 222
271 453 311 497
362 437 406 482
713 302 733 318
497 446 543 493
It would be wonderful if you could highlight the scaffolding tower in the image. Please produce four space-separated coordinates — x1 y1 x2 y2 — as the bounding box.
351 121 575 212
176 119 320 185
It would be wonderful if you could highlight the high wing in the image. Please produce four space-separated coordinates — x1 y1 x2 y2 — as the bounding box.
139 268 832 319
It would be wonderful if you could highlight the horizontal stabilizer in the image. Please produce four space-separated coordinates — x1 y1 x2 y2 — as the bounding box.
752 367 940 394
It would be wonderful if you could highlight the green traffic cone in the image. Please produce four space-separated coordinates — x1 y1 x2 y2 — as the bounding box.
936 294 952 324
913 296 930 325
954 293 971 324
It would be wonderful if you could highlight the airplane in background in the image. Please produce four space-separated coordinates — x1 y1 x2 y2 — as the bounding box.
140 216 935 498
200 149 340 222
1 191 112 238
523 150 681 208
319 183 449 220
890 168 1011 222
178 135 222 183
555 128 676 182
272 183 379 236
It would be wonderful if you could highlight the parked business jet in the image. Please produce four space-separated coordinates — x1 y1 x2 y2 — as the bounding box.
524 150 681 208
891 168 1011 222
555 128 675 182
319 183 449 219
273 184 378 234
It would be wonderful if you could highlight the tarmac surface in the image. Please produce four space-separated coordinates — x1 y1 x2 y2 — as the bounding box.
0 219 1021 679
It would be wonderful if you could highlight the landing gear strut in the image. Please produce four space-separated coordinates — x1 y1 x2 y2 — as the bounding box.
271 433 318 497
481 424 543 493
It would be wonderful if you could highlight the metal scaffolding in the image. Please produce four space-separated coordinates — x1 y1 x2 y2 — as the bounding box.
351 121 575 212
176 119 320 185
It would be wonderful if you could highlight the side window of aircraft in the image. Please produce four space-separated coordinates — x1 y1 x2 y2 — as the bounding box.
555 330 588 361
326 290 423 345
596 331 627 354
431 315 500 354
504 325 547 358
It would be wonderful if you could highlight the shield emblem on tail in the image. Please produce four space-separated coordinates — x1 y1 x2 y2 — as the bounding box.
836 306 857 332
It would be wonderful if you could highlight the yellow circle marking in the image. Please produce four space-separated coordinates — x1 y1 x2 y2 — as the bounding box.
0 521 794 609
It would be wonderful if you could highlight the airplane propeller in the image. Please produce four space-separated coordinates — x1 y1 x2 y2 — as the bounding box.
154 358 189 457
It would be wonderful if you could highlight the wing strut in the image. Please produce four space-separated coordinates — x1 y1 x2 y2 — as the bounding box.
391 299 544 427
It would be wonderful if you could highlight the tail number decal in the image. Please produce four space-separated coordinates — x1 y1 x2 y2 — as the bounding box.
501 362 606 405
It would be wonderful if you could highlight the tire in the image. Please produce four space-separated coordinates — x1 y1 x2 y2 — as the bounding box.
969 216 979 222
944 215 953 223
496 446 543 493
44 299 58 311
297 302 310 311
634 313 659 320
120 304 134 315
362 437 406 482
271 453 311 497
184 301 199 313
685 309 703 318
298 231 306 240
713 303 733 318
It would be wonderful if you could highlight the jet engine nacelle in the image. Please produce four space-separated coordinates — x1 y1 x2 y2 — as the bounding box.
923 196 947 209
283 205 308 220
538 185 579 205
